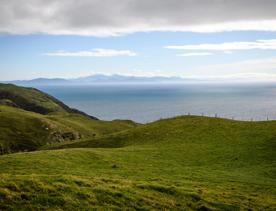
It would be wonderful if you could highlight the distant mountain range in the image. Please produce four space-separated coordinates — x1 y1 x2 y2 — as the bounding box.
4 74 189 85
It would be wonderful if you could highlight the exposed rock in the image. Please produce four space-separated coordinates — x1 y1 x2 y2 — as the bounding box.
62 132 82 140
50 131 82 142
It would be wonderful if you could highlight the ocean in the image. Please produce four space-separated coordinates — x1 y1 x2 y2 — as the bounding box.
37 83 276 123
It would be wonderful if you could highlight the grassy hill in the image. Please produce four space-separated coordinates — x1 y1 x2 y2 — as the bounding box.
0 83 97 118
0 105 136 154
0 83 137 154
0 83 275 210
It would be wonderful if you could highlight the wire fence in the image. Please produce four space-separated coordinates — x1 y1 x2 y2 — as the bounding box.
182 112 273 122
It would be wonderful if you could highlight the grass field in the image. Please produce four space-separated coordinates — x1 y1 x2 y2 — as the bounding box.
0 116 275 210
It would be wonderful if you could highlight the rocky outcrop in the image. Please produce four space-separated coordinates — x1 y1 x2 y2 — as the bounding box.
50 131 82 142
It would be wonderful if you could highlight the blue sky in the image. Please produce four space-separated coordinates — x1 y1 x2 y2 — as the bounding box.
1 0 276 81
1 31 276 80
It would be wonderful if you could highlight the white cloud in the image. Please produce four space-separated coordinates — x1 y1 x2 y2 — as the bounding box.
177 52 213 57
1 0 276 36
165 39 276 51
44 49 137 57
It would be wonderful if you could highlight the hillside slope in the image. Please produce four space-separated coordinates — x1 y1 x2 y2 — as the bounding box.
48 115 276 155
0 105 136 154
0 83 97 118
0 116 275 209
0 83 137 154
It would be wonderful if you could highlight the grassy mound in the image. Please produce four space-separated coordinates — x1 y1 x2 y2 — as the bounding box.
47 115 276 156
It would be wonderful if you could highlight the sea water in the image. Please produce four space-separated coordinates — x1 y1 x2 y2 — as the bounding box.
37 83 276 123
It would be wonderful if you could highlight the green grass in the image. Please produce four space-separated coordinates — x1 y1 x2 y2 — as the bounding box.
0 105 137 154
0 116 275 210
0 174 235 210
1 148 274 210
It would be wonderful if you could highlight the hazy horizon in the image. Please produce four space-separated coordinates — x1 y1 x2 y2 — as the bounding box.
4 73 276 84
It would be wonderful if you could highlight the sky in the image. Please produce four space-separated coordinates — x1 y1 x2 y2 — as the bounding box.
1 0 276 81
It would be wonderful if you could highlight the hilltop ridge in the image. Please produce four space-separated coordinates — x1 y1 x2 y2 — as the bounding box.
0 83 97 119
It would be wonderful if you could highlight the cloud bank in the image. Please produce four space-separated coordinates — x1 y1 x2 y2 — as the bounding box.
1 0 276 36
165 39 276 51
45 49 137 57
